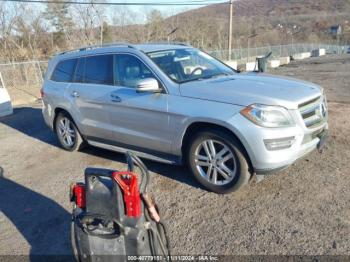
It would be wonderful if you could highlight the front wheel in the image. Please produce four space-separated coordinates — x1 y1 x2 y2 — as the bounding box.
187 129 251 194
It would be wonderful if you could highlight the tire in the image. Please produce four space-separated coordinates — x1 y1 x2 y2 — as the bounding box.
187 129 251 194
55 112 84 151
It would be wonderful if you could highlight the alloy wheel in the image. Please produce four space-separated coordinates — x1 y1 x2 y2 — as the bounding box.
194 139 237 185
57 117 76 148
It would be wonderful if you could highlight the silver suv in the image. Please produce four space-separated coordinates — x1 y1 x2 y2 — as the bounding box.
42 43 328 193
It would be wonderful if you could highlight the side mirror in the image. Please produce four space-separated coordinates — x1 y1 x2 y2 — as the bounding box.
136 78 161 93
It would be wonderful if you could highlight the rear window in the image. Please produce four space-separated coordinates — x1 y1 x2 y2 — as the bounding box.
84 55 113 85
51 59 77 82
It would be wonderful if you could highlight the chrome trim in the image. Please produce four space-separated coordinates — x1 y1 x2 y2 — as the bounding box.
299 96 327 129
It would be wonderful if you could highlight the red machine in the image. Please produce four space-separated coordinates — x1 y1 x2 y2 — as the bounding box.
112 171 141 218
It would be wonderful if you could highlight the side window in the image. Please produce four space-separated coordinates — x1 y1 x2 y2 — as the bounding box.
84 55 113 85
51 59 77 82
115 54 155 88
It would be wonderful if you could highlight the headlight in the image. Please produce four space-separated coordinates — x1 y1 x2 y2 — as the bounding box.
240 104 294 128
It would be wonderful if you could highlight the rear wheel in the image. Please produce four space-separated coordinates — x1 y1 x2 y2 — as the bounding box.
55 112 84 151
187 129 251 194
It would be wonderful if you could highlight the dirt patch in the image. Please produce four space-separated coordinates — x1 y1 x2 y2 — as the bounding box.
273 54 350 104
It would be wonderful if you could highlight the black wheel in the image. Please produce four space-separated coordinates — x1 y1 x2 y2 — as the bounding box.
187 129 251 194
55 112 84 151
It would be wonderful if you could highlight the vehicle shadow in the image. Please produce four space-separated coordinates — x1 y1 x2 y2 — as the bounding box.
81 146 201 190
0 106 201 190
0 105 60 148
0 167 74 260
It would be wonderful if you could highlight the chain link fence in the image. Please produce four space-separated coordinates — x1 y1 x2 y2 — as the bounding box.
208 43 349 62
0 43 348 105
0 61 47 105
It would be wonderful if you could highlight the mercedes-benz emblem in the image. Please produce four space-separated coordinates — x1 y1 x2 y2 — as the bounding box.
319 102 327 118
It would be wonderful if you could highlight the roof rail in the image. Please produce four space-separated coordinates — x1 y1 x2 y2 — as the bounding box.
57 42 135 56
144 41 192 47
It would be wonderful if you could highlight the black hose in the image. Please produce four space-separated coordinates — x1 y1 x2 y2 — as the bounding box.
144 208 157 255
144 207 171 261
124 152 171 259
126 153 135 173
125 151 150 194
158 221 171 255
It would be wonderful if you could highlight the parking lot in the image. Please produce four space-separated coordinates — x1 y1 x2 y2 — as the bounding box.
0 54 350 256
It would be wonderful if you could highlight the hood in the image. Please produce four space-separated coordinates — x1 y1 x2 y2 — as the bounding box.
179 73 323 109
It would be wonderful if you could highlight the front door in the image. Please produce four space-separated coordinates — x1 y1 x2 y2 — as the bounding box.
108 54 172 154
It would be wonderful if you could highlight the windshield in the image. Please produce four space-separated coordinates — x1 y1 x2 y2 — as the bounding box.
147 48 236 83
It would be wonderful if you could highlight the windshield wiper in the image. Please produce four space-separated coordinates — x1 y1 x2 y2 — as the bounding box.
203 72 231 79
180 72 231 84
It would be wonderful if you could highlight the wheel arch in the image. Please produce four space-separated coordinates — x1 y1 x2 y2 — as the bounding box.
181 121 254 173
53 107 81 135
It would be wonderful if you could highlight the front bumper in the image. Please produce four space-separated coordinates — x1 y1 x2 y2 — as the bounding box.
227 112 328 174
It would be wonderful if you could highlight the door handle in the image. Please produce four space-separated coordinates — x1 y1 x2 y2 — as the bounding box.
71 91 79 98
110 93 122 102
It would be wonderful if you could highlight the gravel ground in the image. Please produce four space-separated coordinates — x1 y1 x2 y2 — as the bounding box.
0 54 349 257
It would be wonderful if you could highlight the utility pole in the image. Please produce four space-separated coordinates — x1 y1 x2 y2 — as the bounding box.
228 0 233 61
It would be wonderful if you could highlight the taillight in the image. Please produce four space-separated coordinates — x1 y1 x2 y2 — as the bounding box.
40 88 44 98
70 183 86 208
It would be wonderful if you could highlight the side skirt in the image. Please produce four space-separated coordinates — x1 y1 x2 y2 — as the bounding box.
87 139 182 165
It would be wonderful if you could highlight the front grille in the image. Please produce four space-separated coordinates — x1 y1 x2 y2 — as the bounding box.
298 96 327 128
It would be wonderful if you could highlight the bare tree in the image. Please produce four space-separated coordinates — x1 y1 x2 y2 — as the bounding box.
44 0 73 49
145 9 166 42
72 1 105 46
0 2 22 61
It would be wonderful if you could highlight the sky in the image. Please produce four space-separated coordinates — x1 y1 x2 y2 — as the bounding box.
1 0 227 26
96 0 227 24
101 0 226 23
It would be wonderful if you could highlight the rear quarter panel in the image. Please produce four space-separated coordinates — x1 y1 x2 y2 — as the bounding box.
42 57 82 132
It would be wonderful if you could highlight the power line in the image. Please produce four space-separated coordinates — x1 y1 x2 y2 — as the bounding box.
0 0 230 6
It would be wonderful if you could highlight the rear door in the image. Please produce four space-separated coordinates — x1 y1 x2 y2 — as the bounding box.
47 58 76 108
108 53 172 154
67 54 115 140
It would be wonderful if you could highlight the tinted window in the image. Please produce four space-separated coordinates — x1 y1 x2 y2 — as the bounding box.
84 55 113 85
115 54 155 88
51 59 77 82
74 58 85 83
